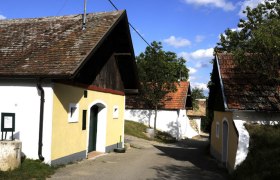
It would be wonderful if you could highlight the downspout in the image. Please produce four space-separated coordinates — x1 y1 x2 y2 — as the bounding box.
37 83 45 161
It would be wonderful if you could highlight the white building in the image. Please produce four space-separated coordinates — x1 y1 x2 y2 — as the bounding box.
125 81 198 139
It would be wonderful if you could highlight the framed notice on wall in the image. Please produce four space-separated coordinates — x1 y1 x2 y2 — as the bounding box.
1 113 15 132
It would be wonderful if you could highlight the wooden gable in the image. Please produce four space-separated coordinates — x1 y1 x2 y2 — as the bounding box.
92 55 124 91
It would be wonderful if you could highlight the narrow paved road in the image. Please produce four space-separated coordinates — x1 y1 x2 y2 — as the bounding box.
50 136 229 180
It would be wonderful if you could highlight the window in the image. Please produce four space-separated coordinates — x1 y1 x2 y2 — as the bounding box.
216 122 220 138
113 105 119 119
82 110 87 130
84 90 88 98
68 103 79 123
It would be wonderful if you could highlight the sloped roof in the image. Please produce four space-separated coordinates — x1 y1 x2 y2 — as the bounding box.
126 81 192 110
163 81 191 109
187 99 206 116
0 10 128 78
216 53 280 111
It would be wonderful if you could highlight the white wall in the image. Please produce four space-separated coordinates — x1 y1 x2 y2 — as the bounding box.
233 120 249 168
125 109 193 139
0 80 53 164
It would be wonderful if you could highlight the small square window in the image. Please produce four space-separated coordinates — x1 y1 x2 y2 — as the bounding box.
84 90 88 98
113 105 119 119
216 122 220 138
68 103 79 123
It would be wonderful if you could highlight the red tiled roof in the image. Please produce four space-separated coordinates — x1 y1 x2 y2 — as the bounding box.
163 81 190 109
126 81 191 110
0 11 124 78
217 53 280 111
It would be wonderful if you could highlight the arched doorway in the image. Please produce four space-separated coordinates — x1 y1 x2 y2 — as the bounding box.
222 119 229 166
88 103 107 153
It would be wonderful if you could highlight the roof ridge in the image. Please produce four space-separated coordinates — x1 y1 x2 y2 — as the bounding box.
0 10 124 24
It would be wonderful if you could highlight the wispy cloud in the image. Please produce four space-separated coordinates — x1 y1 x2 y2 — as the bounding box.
195 35 205 43
183 0 235 11
189 75 197 81
238 0 264 17
189 67 197 75
0 14 6 20
163 36 191 48
180 48 214 60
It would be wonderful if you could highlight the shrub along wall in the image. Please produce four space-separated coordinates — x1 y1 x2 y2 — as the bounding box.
232 124 280 180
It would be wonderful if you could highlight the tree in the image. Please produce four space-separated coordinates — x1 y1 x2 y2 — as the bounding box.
216 0 280 80
191 87 206 110
136 41 189 130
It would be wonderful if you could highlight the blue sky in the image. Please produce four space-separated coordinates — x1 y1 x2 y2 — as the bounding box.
0 0 264 95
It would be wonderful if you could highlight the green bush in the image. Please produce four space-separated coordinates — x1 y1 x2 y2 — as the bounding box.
125 120 177 143
124 120 150 140
232 124 280 180
0 159 57 180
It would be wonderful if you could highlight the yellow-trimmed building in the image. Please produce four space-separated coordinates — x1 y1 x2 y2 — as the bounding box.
0 10 139 165
208 53 280 172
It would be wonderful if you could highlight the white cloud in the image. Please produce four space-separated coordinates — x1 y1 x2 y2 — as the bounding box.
181 48 214 60
191 48 214 59
195 35 205 43
183 0 235 11
0 15 6 20
189 67 197 74
188 76 197 81
163 36 191 48
238 0 264 17
191 82 208 91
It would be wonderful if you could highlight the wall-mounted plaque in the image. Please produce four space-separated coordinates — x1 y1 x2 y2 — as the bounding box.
1 113 15 132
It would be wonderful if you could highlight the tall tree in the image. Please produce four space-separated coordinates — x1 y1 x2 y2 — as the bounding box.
137 41 189 130
191 87 206 110
216 0 280 79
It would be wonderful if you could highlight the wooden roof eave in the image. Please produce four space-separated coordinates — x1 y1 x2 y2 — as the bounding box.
114 12 140 91
216 54 229 110
124 89 139 94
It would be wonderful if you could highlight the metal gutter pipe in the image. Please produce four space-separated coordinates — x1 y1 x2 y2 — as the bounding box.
37 83 45 161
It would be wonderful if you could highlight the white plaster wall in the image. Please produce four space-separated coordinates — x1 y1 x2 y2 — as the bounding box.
0 81 53 164
42 85 54 164
195 118 201 134
185 117 199 139
125 109 152 126
233 120 249 169
125 109 192 139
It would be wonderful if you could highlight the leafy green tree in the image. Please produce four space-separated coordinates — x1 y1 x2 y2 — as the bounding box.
137 41 189 130
191 87 206 110
216 0 280 79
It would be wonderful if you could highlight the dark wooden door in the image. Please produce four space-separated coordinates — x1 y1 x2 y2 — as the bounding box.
88 106 98 152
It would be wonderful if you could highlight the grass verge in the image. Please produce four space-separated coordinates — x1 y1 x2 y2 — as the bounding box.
125 120 177 143
0 159 57 180
231 124 280 180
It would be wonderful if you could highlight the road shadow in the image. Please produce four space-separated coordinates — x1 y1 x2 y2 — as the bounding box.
151 139 229 180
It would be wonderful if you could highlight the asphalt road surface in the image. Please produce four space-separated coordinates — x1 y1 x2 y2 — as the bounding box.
50 136 229 180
